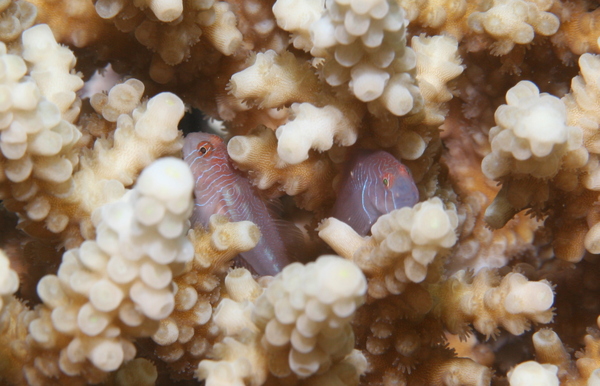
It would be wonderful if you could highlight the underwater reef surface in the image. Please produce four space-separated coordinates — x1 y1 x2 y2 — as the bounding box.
1 0 600 385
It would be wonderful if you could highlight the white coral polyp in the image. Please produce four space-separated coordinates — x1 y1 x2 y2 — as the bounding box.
350 63 389 102
148 0 183 22
316 257 366 304
0 249 19 312
228 50 318 109
135 93 184 142
137 155 193 204
508 361 559 386
272 0 325 50
514 101 568 157
504 275 554 314
501 81 570 158
410 199 458 248
483 81 585 180
88 339 125 372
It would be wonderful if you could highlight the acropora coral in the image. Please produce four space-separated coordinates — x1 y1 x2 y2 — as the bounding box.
1 0 600 385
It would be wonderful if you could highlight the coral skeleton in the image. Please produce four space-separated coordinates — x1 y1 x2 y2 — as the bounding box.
2 0 600 385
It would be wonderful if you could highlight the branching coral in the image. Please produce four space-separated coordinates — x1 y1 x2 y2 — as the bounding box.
468 0 560 55
276 102 361 165
4 76 185 247
3 0 600 385
228 50 321 109
319 197 459 298
271 0 323 51
194 268 267 385
228 125 336 210
94 0 218 64
483 53 600 264
440 102 542 271
430 269 554 338
252 256 366 378
310 0 424 117
550 0 600 59
412 34 464 124
151 214 261 378
197 255 366 384
399 0 471 38
483 80 584 181
482 80 588 229
1 157 194 384
512 319 600 385
0 24 84 239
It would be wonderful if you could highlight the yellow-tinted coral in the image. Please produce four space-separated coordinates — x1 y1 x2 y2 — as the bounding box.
413 34 464 124
228 50 321 109
29 0 112 47
95 0 218 66
0 0 36 43
468 0 559 55
431 269 554 338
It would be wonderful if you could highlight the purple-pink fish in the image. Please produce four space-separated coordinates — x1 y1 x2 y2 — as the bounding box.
332 150 419 236
183 133 294 275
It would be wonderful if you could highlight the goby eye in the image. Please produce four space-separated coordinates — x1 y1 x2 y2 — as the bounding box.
197 141 211 155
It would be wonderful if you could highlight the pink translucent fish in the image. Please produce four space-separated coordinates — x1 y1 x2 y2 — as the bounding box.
183 133 294 275
332 150 419 236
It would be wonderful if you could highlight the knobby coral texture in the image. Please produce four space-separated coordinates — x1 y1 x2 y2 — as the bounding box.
1 0 600 385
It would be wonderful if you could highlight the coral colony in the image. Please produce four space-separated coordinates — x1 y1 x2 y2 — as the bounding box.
2 0 600 384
